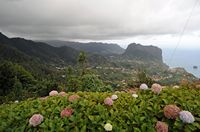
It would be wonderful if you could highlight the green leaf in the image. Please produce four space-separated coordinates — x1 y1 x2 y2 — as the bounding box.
80 125 87 132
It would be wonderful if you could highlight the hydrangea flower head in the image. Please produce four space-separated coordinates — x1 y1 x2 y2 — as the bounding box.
179 111 195 123
68 94 80 102
151 83 162 94
29 114 44 127
59 91 67 96
104 123 112 131
49 90 58 96
173 85 180 89
164 104 181 119
60 107 74 118
155 121 168 132
40 96 48 100
111 95 118 100
115 91 120 93
140 83 148 90
104 97 113 106
132 94 138 98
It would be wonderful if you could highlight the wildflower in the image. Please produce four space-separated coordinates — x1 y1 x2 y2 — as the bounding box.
49 90 58 96
111 95 118 100
151 83 162 94
132 94 138 98
29 114 44 127
104 97 113 106
104 123 112 131
15 100 19 103
140 83 148 90
164 105 181 119
155 121 168 132
60 108 74 118
68 95 80 102
59 91 67 96
179 111 195 123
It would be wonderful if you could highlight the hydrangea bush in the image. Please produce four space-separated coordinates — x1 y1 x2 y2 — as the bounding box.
0 87 200 131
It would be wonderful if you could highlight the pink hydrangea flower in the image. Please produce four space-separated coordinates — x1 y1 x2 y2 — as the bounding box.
164 105 181 119
151 83 162 94
179 111 195 123
111 95 118 100
104 97 113 106
29 114 44 127
49 90 58 96
60 108 74 118
68 95 80 102
155 121 168 132
140 83 148 90
59 91 67 96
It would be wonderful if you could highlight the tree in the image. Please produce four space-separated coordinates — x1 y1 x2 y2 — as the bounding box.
0 61 17 95
81 74 104 91
78 51 87 76
137 69 153 87
0 61 35 100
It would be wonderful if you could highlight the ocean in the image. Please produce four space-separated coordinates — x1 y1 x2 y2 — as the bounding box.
162 49 200 78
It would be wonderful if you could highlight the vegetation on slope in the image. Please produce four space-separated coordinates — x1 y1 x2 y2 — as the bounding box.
0 87 200 131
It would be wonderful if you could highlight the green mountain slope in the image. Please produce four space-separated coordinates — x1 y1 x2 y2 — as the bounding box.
0 33 108 69
43 40 125 55
122 43 163 62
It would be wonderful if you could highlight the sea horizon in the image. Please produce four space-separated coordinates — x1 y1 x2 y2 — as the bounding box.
163 48 200 78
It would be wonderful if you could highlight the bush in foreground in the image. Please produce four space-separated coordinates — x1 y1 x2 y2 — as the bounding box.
0 87 200 131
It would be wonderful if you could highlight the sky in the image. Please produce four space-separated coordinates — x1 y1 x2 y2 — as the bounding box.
0 0 200 49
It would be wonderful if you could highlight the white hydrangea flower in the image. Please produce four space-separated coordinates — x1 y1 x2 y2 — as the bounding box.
132 94 138 98
49 90 58 96
111 95 118 100
140 83 148 90
173 85 180 89
104 123 112 131
179 111 195 123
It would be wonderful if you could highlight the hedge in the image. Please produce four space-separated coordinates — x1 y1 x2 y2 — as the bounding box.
0 87 200 131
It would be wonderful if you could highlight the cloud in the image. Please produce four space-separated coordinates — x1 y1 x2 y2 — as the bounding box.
0 0 200 43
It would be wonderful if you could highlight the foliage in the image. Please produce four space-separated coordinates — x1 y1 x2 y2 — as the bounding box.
66 73 112 92
81 74 104 91
0 61 58 103
65 58 112 92
78 51 87 76
0 61 34 96
136 70 153 87
0 87 200 131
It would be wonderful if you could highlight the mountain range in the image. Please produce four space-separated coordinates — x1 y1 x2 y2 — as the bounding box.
42 40 125 56
0 32 169 76
0 32 111 64
43 40 164 62
0 32 197 83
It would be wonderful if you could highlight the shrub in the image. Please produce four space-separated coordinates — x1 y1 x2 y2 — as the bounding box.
0 87 200 131
81 74 104 91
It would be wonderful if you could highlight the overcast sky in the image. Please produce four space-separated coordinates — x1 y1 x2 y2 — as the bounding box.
0 0 200 49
